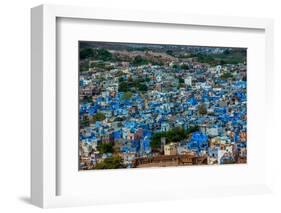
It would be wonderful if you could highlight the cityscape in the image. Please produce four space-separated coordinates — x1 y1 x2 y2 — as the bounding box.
79 41 247 170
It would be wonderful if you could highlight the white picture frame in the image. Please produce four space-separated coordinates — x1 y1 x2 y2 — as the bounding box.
31 4 274 208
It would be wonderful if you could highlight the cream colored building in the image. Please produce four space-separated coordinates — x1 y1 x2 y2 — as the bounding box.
164 143 177 155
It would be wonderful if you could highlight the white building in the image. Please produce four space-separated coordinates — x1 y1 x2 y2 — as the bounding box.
184 76 192 86
216 65 222 76
207 128 219 137
161 122 170 132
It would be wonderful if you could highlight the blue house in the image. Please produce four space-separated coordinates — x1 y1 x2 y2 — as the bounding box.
113 130 122 140
187 132 208 153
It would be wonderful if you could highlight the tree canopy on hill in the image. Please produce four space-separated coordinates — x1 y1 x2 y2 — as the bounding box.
166 50 174 56
80 48 112 61
193 49 246 65
132 55 149 66
118 78 148 93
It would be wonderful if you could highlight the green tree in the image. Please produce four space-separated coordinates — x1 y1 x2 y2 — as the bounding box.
92 112 106 122
150 126 199 150
80 48 113 61
80 48 94 60
186 125 199 134
223 49 230 55
198 104 207 115
172 64 179 69
178 77 185 84
118 81 129 92
121 91 133 100
132 55 148 66
138 83 148 92
221 72 233 80
180 64 189 70
166 50 174 56
145 77 150 82
79 60 90 72
80 119 89 127
96 48 112 61
196 54 216 64
94 156 124 169
97 142 114 154
150 132 164 150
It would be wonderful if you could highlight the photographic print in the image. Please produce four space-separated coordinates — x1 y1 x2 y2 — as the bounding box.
79 41 247 170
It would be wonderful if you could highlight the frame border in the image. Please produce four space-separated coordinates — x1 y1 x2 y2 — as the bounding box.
31 4 274 208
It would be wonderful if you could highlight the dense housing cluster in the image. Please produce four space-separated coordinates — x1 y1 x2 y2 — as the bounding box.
79 42 247 170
